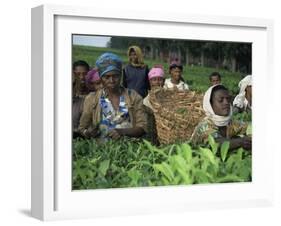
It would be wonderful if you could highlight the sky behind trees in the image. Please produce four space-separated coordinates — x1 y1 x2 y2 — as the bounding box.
73 35 111 47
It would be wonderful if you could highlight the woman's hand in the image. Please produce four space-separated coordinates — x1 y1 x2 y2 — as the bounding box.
107 127 145 140
240 136 252 150
108 129 122 140
83 127 99 138
216 136 252 151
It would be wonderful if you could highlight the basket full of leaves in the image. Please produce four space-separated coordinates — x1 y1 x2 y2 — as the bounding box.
149 88 204 144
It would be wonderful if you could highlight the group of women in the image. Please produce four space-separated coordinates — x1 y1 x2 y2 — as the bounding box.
72 45 252 151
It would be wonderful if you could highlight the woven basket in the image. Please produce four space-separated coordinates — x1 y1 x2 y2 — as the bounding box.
149 88 204 144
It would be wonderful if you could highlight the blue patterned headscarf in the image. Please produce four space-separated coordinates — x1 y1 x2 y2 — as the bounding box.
95 52 123 77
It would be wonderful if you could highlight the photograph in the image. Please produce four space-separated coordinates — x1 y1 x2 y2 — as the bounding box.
71 34 252 190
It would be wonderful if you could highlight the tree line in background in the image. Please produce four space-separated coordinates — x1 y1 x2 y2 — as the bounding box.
108 37 252 74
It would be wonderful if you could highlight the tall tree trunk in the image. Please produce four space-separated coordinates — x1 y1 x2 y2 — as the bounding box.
150 45 154 59
168 50 173 62
159 50 164 62
231 57 236 72
200 51 205 67
177 48 182 62
222 58 227 69
155 48 159 60
185 49 189 65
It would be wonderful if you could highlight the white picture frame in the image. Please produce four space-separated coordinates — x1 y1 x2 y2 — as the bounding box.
31 4 274 221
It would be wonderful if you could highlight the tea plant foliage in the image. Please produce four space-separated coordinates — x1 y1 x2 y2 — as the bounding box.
73 137 251 190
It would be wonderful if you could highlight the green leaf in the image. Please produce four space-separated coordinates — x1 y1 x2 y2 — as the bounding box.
193 170 212 183
99 159 110 177
177 167 192 184
208 135 219 155
176 145 182 155
153 162 174 182
216 175 245 183
143 139 168 158
220 141 230 162
200 147 217 166
225 155 236 172
128 169 142 186
89 157 100 165
173 155 192 184
174 155 188 171
237 164 251 180
246 123 252 136
161 177 171 186
143 139 155 152
180 143 192 163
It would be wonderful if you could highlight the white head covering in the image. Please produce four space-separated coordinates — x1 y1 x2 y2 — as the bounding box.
203 85 232 127
233 75 252 108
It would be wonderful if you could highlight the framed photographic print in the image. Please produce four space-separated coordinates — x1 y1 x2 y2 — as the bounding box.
31 4 274 221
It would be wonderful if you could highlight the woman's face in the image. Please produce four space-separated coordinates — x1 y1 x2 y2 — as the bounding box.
101 71 121 91
129 50 138 64
73 66 88 81
73 66 88 93
211 89 231 116
149 77 164 89
170 67 182 82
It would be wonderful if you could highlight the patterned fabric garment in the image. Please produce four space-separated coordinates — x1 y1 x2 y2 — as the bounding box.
190 117 248 146
164 78 189 91
78 88 147 137
99 90 132 138
95 52 122 77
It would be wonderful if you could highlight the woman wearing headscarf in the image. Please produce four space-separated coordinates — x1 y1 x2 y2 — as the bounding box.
73 68 102 138
164 59 189 91
122 46 150 98
190 85 251 150
79 52 147 140
233 75 252 113
85 68 102 92
143 66 165 145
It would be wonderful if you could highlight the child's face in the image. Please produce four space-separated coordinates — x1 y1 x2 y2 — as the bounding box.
210 75 221 86
170 67 182 82
129 50 138 64
149 77 164 89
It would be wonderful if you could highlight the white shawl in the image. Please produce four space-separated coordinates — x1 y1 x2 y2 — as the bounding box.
233 75 252 109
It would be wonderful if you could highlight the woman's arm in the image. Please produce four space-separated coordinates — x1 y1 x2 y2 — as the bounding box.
216 136 252 151
78 94 98 138
108 127 145 139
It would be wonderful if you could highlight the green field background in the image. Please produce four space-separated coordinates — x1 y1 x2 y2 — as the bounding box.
73 45 246 94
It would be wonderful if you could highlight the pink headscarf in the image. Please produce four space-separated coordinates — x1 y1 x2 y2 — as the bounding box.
148 67 164 80
86 68 100 84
